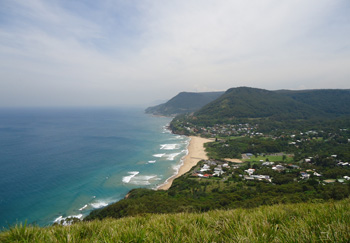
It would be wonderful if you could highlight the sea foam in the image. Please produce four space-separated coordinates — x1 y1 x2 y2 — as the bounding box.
166 152 181 161
153 153 165 158
125 174 162 186
90 201 108 209
122 171 139 183
79 204 88 211
160 144 179 150
53 214 83 225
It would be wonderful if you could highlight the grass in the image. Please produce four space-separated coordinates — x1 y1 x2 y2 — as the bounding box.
243 155 294 163
1 198 350 242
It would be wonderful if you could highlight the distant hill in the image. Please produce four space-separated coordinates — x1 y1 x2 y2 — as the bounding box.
191 87 350 121
194 87 324 120
276 89 350 116
145 91 224 116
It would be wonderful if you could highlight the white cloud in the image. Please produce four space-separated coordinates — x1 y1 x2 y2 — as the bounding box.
0 0 349 106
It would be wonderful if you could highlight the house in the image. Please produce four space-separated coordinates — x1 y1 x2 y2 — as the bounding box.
213 167 224 176
313 172 322 177
300 172 310 179
272 165 285 171
200 164 210 172
288 164 300 169
244 175 255 180
244 168 255 175
207 160 217 166
244 174 271 182
252 175 270 180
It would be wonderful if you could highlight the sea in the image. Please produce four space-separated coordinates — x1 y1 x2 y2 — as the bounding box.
0 107 189 228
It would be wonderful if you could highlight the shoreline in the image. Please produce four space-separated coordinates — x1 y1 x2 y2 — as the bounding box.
157 136 212 190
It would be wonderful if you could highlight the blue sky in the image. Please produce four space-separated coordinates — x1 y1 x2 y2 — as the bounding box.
0 0 349 107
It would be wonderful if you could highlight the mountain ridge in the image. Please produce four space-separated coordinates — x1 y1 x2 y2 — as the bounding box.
146 87 350 119
145 91 225 116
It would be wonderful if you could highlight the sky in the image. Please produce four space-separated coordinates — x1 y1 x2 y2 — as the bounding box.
0 0 349 107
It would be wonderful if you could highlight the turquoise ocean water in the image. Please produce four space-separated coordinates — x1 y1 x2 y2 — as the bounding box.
0 107 189 228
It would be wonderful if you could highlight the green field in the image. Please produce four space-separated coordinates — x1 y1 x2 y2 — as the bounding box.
243 154 294 163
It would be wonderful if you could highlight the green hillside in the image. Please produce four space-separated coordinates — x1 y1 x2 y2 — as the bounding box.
168 87 350 131
1 198 349 242
277 89 350 116
195 87 326 120
145 91 224 116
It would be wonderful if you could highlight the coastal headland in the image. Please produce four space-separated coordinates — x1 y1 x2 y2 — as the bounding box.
157 136 212 190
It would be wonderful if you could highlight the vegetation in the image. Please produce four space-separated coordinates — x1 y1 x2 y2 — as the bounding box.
195 87 350 121
2 87 349 241
85 156 350 221
195 87 320 120
169 87 350 133
145 91 224 116
86 87 350 229
204 131 350 162
1 198 350 242
277 89 350 115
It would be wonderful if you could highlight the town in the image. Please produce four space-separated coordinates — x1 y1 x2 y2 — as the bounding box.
171 119 350 190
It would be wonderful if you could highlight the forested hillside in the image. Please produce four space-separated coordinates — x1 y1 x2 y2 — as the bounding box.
169 87 350 130
195 87 350 120
277 89 350 116
145 91 224 116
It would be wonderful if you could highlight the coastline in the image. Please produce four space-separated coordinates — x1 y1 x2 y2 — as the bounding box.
157 136 212 190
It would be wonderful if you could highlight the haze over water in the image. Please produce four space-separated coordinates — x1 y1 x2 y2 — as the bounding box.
0 107 188 228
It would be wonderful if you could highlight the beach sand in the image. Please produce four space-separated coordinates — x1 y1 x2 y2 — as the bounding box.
157 136 212 190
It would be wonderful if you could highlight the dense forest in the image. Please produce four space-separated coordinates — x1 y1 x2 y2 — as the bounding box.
145 91 224 116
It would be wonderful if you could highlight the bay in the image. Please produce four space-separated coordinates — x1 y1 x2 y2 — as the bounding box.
0 107 188 228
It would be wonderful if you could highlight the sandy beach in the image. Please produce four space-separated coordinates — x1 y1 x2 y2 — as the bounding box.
158 136 212 190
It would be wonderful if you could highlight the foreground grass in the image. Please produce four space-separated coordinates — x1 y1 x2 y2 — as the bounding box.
1 198 350 242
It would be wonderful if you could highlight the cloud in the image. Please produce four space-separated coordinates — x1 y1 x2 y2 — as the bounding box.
0 0 349 106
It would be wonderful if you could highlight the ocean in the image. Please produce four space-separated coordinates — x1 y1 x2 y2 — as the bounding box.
0 107 189 228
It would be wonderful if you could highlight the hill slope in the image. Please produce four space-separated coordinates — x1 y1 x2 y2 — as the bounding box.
277 89 350 116
195 87 321 119
1 199 349 242
145 91 224 116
